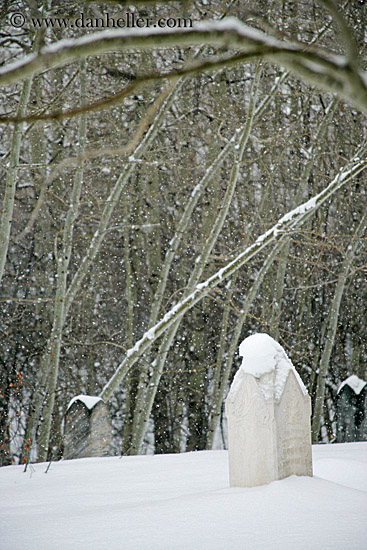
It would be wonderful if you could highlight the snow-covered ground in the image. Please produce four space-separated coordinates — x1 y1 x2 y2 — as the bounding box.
1 443 367 550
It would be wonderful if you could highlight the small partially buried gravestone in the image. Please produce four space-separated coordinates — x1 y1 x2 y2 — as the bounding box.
336 375 367 442
64 395 111 460
226 333 312 487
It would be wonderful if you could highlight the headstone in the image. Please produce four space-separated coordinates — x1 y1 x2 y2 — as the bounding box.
64 395 112 460
358 386 367 441
225 333 312 487
336 375 367 442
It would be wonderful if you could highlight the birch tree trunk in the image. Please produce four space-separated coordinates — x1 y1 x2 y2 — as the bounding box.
37 60 88 462
0 78 32 285
121 199 135 454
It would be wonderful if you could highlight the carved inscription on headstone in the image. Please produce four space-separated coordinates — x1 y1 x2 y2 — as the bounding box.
275 370 313 479
227 371 276 487
226 333 312 487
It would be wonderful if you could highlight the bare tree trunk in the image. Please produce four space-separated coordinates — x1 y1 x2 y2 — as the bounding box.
269 97 337 338
0 78 32 284
121 199 135 454
37 60 88 461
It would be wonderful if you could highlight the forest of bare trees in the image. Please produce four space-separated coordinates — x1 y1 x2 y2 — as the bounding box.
1 0 367 465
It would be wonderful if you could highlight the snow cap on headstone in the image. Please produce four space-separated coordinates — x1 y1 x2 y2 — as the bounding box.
337 374 367 395
67 394 103 412
237 333 307 400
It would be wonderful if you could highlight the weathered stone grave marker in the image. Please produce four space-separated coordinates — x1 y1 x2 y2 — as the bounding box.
226 333 313 487
64 395 112 460
336 375 367 442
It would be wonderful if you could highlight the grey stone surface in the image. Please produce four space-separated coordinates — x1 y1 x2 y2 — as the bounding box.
64 395 112 460
275 369 313 480
226 334 312 487
358 387 367 441
336 375 367 443
226 371 276 487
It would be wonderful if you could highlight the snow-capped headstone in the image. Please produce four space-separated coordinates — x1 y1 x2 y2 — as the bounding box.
336 375 367 442
225 333 312 487
64 395 111 460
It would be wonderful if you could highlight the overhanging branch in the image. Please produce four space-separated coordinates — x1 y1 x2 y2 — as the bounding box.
1 18 367 112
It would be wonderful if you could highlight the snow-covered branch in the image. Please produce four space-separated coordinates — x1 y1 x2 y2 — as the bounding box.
1 17 367 112
100 154 367 401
